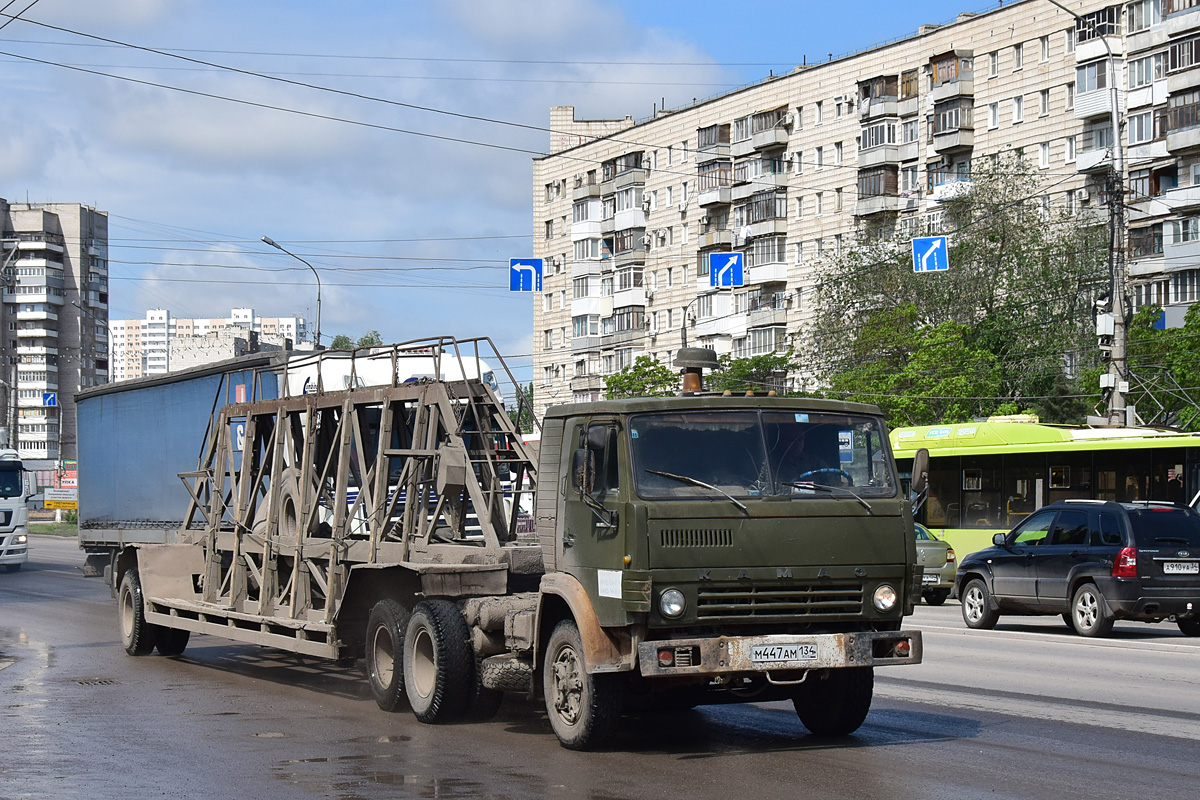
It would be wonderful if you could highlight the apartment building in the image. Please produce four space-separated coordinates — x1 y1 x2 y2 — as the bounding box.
109 307 309 381
0 198 108 462
531 0 1200 419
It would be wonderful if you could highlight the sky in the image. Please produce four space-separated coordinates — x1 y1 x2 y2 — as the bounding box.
0 0 989 389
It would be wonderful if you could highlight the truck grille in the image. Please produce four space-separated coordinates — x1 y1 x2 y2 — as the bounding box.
697 582 864 619
660 528 733 548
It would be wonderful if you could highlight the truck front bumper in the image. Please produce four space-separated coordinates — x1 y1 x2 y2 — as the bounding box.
637 630 922 678
0 529 29 566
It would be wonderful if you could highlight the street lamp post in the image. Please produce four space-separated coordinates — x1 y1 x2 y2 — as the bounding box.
261 236 322 350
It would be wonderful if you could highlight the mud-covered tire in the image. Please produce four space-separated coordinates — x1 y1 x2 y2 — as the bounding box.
793 667 874 736
366 599 410 712
1071 583 1114 638
480 655 533 693
961 578 999 630
543 619 624 750
155 628 190 657
118 570 161 656
403 599 473 723
1178 618 1200 637
464 657 504 721
924 589 950 606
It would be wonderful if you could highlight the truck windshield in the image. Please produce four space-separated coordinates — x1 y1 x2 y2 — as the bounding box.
630 410 896 500
0 464 21 498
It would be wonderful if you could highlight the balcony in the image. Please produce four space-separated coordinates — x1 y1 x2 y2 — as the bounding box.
1075 88 1119 121
698 186 731 206
898 96 920 117
929 78 973 104
613 286 645 308
612 246 646 268
859 97 898 121
854 194 902 216
748 306 787 328
16 326 56 338
16 309 57 322
613 208 644 231
898 141 920 162
1164 234 1200 265
744 261 789 285
17 238 64 254
1165 1 1200 38
858 145 900 168
1076 36 1123 63
613 168 647 191
696 143 731 165
17 345 58 357
572 335 603 353
1075 146 1112 172
698 229 734 248
930 179 973 202
572 182 600 200
1126 139 1170 164
751 127 789 150
607 327 647 346
570 374 605 392
930 128 974 154
571 296 608 316
746 219 788 239
571 220 602 240
1157 184 1200 211
731 138 754 158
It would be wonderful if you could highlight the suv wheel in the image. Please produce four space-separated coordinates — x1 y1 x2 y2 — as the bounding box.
961 579 999 630
1178 618 1200 637
1071 584 1114 638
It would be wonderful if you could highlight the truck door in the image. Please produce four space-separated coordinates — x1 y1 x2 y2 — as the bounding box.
560 419 628 625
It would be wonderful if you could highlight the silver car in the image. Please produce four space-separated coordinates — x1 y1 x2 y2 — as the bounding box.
916 523 955 605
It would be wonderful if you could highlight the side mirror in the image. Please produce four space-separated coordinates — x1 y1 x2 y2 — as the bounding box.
571 448 595 495
992 533 1007 547
910 449 929 496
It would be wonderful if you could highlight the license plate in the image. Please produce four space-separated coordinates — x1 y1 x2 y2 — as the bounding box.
922 574 939 584
1163 561 1199 574
751 644 817 663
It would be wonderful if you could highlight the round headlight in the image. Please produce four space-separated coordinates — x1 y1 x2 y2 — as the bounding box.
873 584 898 612
659 588 686 618
16 534 27 544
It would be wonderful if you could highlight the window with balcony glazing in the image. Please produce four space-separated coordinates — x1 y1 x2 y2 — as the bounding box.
1075 7 1121 42
857 166 899 197
1168 88 1200 131
1128 0 1162 32
698 161 731 190
861 121 897 149
698 124 730 149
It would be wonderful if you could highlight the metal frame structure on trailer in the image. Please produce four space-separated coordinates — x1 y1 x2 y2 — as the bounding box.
137 337 540 659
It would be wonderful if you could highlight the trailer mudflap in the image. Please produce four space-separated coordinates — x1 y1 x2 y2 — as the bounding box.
637 630 922 678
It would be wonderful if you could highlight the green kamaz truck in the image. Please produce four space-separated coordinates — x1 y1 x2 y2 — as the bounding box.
111 338 926 749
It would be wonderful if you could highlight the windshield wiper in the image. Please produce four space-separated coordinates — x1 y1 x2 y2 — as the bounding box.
785 481 873 513
645 469 749 515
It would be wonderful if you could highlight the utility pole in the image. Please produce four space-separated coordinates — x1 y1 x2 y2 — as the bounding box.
1045 0 1129 426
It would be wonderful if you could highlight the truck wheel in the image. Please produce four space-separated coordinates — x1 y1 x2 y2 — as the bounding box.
464 657 504 721
1178 618 1200 637
366 599 410 712
924 589 949 606
403 599 473 723
793 667 874 736
155 628 191 657
543 619 624 750
118 570 160 656
1071 584 1113 637
961 578 999 630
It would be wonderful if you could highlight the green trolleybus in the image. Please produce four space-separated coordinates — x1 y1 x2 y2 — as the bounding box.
891 417 1200 558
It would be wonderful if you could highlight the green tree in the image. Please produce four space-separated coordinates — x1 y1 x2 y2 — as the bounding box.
810 154 1108 426
710 351 798 394
604 355 678 399
329 331 384 350
507 382 537 433
1121 305 1200 430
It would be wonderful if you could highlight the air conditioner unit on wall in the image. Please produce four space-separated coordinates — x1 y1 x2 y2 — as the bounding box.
641 234 653 246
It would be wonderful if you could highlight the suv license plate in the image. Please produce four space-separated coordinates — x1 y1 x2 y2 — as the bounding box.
751 644 817 663
922 574 939 584
1163 561 1199 574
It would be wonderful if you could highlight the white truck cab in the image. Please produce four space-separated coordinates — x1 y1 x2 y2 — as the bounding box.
0 449 31 573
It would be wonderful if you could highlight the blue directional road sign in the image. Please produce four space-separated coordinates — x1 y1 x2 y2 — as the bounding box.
912 236 949 273
709 251 744 288
42 392 57 407
509 258 543 292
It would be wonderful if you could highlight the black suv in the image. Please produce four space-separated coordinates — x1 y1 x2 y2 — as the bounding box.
956 500 1200 637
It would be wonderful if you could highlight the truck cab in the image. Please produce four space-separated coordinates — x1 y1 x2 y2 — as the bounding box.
0 449 31 573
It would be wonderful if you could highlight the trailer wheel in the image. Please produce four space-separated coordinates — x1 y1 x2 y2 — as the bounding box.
366 599 411 712
118 570 160 656
403 599 473 723
793 667 874 736
155 628 190 657
543 619 624 750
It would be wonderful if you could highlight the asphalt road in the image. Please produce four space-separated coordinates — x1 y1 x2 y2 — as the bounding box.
3 534 1199 800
